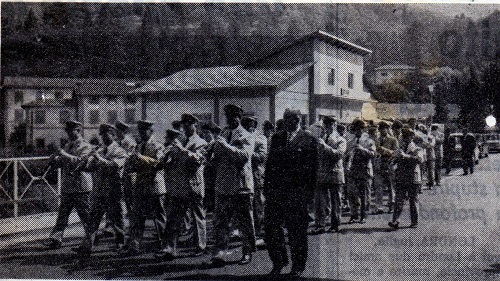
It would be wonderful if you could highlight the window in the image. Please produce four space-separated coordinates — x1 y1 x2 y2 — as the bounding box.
348 73 354 89
14 109 24 124
34 110 46 124
59 110 70 124
125 95 137 105
35 138 45 148
107 110 118 124
14 91 24 104
89 110 100 124
89 96 99 104
54 91 64 100
124 109 136 124
327 68 335 85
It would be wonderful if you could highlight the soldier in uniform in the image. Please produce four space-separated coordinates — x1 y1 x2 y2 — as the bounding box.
156 114 208 260
119 120 166 256
313 115 346 233
346 119 376 224
42 121 93 249
392 120 404 144
388 127 424 229
264 109 318 277
376 121 399 213
75 124 127 257
208 104 256 266
115 121 137 216
241 116 268 241
462 127 476 175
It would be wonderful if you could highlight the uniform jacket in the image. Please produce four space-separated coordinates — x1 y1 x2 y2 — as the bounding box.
89 141 127 197
462 133 476 157
317 132 346 185
425 133 436 161
252 134 268 189
134 136 166 195
264 129 318 196
164 133 207 198
56 137 93 194
346 132 376 179
120 134 137 155
377 134 399 172
212 125 255 195
394 139 425 184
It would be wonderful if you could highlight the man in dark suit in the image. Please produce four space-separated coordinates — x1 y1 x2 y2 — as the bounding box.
264 109 318 277
462 127 476 175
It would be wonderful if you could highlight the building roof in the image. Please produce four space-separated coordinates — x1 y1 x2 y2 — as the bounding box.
2 77 148 95
21 99 75 108
374 64 416 71
131 62 313 94
376 103 435 120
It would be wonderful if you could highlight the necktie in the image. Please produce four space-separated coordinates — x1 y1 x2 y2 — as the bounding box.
140 143 146 154
227 130 233 143
183 137 189 147
286 133 292 146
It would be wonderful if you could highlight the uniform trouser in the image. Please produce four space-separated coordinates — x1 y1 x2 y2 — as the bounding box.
372 169 385 210
265 192 309 271
50 192 91 242
164 194 206 251
127 194 166 250
434 157 442 184
253 188 265 236
378 165 395 208
214 194 256 255
462 155 474 174
348 177 370 219
123 173 136 215
427 160 435 186
316 182 342 229
313 184 331 227
392 182 419 224
81 193 126 252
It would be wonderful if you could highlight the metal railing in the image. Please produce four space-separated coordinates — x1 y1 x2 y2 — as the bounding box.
0 156 61 218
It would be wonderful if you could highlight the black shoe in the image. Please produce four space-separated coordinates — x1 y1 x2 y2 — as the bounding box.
359 218 366 224
41 239 62 250
238 253 252 265
71 246 83 253
309 227 325 235
118 247 139 257
388 221 399 229
193 248 205 257
207 256 226 267
289 268 304 277
268 265 284 276
462 172 468 176
409 223 418 228
154 250 176 261
327 227 339 233
348 217 358 224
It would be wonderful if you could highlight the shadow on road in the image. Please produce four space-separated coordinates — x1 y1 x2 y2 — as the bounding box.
483 264 500 274
172 273 348 280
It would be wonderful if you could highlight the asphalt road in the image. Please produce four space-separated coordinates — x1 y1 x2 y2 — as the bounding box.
1 154 500 280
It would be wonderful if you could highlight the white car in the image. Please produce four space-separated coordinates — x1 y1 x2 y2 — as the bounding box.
484 133 500 152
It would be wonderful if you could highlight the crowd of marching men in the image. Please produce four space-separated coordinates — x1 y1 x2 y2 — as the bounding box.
39 103 468 277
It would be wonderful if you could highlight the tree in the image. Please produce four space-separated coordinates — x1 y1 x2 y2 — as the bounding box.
24 8 39 30
373 81 410 103
42 3 70 27
459 64 488 131
482 55 500 121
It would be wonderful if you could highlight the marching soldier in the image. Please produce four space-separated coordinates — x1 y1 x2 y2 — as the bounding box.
376 121 399 213
75 124 127 257
388 127 424 229
264 109 318 277
115 121 137 215
208 104 256 266
156 114 208 260
346 119 376 224
241 116 268 241
42 121 93 249
119 120 167 256
313 115 346 233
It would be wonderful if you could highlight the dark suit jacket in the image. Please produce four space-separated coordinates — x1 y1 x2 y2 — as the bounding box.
264 129 318 198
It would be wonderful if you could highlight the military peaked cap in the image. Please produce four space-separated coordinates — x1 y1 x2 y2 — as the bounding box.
283 108 301 119
180 113 199 125
137 120 155 129
241 116 258 128
166 128 182 139
223 104 243 118
65 120 82 130
115 121 131 132
322 115 337 125
378 121 391 129
351 119 367 129
99 123 117 134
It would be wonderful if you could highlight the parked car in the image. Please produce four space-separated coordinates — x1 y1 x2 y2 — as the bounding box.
448 133 480 167
475 133 489 158
484 133 500 152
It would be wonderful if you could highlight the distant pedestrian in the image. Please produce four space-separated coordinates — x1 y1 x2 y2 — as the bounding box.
461 127 476 175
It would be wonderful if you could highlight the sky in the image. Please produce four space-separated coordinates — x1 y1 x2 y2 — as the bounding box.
414 3 499 19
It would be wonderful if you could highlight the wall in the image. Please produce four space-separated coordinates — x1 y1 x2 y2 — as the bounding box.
219 96 270 134
313 39 369 101
25 106 75 147
275 89 309 124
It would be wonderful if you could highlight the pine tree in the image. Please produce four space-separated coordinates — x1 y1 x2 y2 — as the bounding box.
24 8 39 30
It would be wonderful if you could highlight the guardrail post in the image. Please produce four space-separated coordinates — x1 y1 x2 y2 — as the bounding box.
13 160 19 217
57 168 62 206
